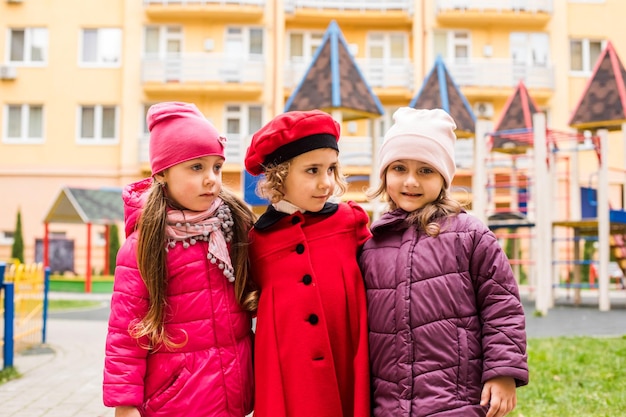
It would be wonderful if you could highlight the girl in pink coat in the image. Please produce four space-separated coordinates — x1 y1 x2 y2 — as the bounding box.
103 102 256 417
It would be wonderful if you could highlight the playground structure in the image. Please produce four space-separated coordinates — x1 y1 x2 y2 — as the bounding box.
472 117 626 315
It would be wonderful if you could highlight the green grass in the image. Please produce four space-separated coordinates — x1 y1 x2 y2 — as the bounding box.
0 367 21 384
48 299 103 311
511 336 626 417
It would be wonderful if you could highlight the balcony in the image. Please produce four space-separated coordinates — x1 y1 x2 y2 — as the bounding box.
284 0 413 25
445 59 554 94
436 0 552 27
142 53 264 95
284 58 413 91
144 0 264 21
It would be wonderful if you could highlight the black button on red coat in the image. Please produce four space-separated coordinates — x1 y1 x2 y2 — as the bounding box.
296 243 305 254
307 314 319 325
291 216 301 225
302 274 312 285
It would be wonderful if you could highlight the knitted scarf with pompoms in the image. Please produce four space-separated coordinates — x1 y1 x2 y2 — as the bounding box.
164 198 235 282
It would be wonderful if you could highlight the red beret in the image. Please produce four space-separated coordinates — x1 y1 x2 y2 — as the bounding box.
244 110 340 176
148 101 226 175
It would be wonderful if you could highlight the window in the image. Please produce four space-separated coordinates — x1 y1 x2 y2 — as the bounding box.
433 31 470 63
224 104 263 163
4 104 44 143
0 231 14 246
225 27 264 60
144 26 182 57
9 28 48 64
80 28 122 66
510 32 549 67
367 32 407 62
570 38 605 74
288 31 324 62
78 105 118 143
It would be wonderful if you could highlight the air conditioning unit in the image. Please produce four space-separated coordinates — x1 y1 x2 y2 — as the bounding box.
473 101 494 119
0 65 17 80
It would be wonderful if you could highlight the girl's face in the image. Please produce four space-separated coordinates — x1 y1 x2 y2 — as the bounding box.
157 155 224 212
282 148 338 212
385 159 444 212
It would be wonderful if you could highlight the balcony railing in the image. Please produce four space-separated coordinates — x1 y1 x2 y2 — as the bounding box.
435 0 553 13
142 53 264 84
144 0 264 5
284 59 413 90
339 136 374 167
445 59 554 90
285 0 412 12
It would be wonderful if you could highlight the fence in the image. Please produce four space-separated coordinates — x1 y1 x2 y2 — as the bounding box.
1 261 50 369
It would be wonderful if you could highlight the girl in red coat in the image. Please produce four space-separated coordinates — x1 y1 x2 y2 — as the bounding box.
244 110 372 417
103 102 256 417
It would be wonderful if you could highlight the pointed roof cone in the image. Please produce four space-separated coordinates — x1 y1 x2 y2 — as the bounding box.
491 80 541 153
284 20 384 120
569 41 626 131
408 55 475 138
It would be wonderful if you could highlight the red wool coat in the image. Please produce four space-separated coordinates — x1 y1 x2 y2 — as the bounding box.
249 201 372 417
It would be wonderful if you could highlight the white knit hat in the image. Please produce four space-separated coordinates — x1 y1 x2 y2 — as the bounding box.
379 107 457 189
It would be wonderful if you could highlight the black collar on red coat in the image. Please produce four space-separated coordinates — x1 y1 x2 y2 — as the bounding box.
253 202 339 231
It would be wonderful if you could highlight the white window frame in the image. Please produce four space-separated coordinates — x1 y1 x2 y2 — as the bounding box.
570 38 606 76
433 30 471 63
3 104 45 144
77 105 119 144
7 27 48 65
287 30 325 63
223 104 263 163
367 32 408 62
143 25 183 58
0 231 14 246
79 28 122 67
510 32 550 67
225 26 264 61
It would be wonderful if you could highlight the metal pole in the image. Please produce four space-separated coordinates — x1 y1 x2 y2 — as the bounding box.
42 267 50 344
2 261 15 368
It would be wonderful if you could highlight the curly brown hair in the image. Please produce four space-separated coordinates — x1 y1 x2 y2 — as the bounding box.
255 158 348 204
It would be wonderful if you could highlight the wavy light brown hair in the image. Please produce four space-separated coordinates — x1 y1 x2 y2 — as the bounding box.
256 157 348 204
132 181 257 348
368 165 465 237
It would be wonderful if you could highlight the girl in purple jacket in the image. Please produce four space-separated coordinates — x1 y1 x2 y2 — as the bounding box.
359 107 528 417
103 102 256 417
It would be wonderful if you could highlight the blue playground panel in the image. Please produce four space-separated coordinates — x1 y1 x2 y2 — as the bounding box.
580 186 626 222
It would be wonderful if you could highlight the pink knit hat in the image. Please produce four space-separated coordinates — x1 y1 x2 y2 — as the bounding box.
147 101 226 175
379 107 457 189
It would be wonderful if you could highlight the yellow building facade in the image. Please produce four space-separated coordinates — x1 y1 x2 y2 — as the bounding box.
1 0 624 276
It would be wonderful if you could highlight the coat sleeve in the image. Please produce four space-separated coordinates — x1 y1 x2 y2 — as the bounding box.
347 201 373 248
470 224 529 387
103 234 150 407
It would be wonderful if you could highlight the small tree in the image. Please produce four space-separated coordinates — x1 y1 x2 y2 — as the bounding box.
11 209 25 263
107 223 121 275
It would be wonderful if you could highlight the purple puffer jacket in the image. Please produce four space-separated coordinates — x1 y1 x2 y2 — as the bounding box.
359 209 528 417
103 178 254 416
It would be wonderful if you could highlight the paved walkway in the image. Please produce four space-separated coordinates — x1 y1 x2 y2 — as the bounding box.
1 290 625 416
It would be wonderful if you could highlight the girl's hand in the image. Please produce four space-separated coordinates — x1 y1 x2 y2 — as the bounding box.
115 406 141 417
480 376 517 417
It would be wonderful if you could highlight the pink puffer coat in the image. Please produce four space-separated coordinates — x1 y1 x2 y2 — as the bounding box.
103 178 254 416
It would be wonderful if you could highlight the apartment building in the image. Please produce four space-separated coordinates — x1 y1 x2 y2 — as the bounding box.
1 0 624 276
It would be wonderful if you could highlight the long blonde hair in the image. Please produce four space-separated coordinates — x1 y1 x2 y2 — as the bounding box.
368 166 464 237
132 181 257 348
